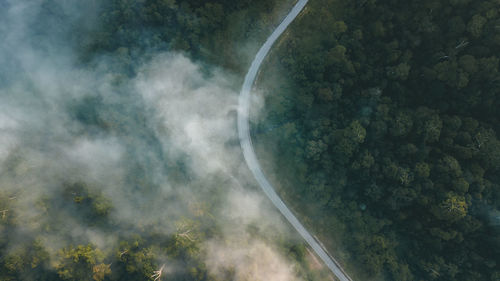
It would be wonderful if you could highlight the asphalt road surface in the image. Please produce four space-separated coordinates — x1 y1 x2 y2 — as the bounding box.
237 1 353 280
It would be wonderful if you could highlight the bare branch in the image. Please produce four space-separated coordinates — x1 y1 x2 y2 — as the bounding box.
178 230 194 242
455 40 469 49
151 264 166 281
119 250 128 258
0 209 8 219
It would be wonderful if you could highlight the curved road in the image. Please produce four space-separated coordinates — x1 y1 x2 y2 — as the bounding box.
237 1 353 281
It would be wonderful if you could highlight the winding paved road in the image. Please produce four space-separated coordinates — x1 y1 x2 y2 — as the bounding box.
237 1 353 281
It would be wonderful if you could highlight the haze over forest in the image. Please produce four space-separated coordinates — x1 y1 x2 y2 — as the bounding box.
0 0 499 281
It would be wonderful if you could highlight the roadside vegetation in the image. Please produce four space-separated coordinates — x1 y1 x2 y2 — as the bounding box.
1 0 499 280
256 0 500 280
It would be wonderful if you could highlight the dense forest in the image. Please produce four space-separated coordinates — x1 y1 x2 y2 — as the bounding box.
1 0 499 280
1 0 325 280
255 0 500 280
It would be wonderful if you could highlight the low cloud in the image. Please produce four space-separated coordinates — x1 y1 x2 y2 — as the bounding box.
0 1 306 280
206 239 301 281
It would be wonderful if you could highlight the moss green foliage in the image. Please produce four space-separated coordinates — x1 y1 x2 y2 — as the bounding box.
255 0 500 280
3 0 500 280
0 0 324 280
80 0 287 72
